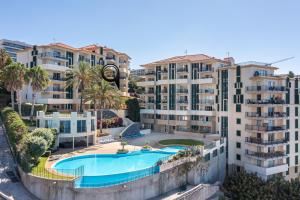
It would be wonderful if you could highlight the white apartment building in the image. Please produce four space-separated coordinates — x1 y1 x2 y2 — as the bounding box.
138 54 298 180
17 43 130 111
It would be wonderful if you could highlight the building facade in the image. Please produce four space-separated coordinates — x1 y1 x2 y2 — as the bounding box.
138 55 298 180
17 43 130 111
0 39 32 61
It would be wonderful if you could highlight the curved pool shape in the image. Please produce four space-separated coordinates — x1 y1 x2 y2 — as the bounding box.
52 146 184 188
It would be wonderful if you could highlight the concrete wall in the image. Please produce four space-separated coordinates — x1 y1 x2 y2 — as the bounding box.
19 155 225 200
102 127 125 138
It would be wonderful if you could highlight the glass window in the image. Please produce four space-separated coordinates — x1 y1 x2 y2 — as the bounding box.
236 118 241 124
77 120 87 132
236 142 241 148
60 120 71 133
91 119 95 131
236 154 241 160
236 130 241 136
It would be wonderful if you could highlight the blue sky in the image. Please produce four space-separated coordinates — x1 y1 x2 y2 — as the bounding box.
1 0 299 73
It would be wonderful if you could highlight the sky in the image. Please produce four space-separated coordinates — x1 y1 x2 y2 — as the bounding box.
1 0 299 74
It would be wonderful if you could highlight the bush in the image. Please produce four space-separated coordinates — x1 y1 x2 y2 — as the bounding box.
31 128 55 150
20 135 47 170
97 117 123 129
1 107 28 153
117 149 129 154
125 98 140 122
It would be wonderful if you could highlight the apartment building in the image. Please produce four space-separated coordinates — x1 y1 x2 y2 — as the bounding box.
17 43 130 111
137 54 230 134
138 55 298 180
0 39 32 61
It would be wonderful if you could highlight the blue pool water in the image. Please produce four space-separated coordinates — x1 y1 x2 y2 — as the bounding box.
52 146 184 188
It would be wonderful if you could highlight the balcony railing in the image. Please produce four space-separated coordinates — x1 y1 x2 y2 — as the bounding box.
160 70 168 74
177 68 188 73
198 99 214 105
145 71 155 75
106 56 115 61
146 90 155 94
246 99 286 105
246 86 286 92
245 124 287 132
40 52 68 60
245 150 286 159
198 89 214 94
246 112 287 118
177 100 188 104
245 137 288 145
177 89 188 93
161 89 168 93
199 68 213 72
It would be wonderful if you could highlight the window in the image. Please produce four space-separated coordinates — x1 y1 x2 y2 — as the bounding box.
53 94 60 99
236 118 241 124
296 119 299 129
91 119 95 131
296 143 299 153
45 120 53 128
287 157 290 166
296 131 298 141
213 149 218 157
296 155 299 165
236 142 241 148
220 146 224 153
295 166 298 173
296 107 299 116
236 154 241 160
236 130 241 136
59 120 71 133
236 104 241 112
204 153 210 161
77 120 87 132
286 144 290 154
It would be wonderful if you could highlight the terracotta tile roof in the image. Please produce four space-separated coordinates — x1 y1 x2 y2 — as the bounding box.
141 54 225 66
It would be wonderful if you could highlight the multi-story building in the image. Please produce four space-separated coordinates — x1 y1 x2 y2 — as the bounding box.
0 39 32 61
137 54 230 133
130 68 145 77
138 55 298 180
17 43 130 111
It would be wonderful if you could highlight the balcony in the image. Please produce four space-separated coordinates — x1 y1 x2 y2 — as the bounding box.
106 56 115 61
246 99 286 105
145 90 155 95
161 89 168 94
177 68 188 73
177 89 188 94
40 52 68 60
198 89 214 94
245 163 288 178
246 86 286 93
177 100 188 104
199 68 213 72
160 70 168 74
144 71 155 76
245 150 286 159
245 137 288 145
197 99 214 105
245 124 287 132
246 112 287 119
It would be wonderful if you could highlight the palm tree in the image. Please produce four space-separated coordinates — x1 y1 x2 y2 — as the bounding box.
0 49 12 71
1 62 27 115
26 66 49 119
66 62 92 112
84 79 123 134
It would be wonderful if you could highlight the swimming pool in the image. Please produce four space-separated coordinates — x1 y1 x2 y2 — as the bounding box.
52 146 185 188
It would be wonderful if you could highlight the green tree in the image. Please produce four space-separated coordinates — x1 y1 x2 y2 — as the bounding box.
125 98 140 122
84 66 123 133
0 49 12 71
31 128 54 150
66 62 92 112
1 62 27 115
26 65 49 119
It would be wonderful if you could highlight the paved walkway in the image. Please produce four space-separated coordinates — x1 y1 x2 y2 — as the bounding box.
0 125 37 200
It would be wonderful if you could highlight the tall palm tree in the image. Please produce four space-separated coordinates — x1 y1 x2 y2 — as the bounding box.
84 79 123 134
0 49 12 71
1 62 27 115
66 62 92 112
26 65 49 119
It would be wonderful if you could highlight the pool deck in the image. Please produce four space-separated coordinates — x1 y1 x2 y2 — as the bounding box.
46 142 145 168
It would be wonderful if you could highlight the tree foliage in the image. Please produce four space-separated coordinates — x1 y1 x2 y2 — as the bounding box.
31 128 55 149
222 171 300 200
125 98 140 122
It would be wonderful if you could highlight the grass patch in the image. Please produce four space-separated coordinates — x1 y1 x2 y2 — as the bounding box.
31 157 73 180
22 119 36 127
158 139 204 146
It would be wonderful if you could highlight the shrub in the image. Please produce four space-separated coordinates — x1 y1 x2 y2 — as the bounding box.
1 107 28 153
117 149 129 154
97 117 123 129
20 135 47 170
125 98 140 122
31 128 55 150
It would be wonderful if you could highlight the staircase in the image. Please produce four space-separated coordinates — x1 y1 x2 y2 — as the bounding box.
120 122 143 139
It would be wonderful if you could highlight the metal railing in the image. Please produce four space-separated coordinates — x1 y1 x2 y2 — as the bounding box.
30 165 84 180
245 137 288 145
245 150 286 159
177 89 188 93
246 112 287 118
40 52 68 60
245 124 287 132
198 89 214 94
246 99 286 105
246 86 286 92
